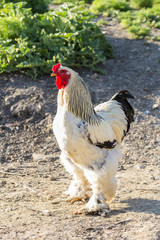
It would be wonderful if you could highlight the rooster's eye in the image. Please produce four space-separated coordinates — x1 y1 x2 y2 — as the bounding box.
61 70 65 73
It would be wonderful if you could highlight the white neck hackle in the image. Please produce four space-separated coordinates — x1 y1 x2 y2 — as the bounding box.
57 68 100 125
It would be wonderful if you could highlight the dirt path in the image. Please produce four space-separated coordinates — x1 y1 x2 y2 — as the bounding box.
0 19 160 240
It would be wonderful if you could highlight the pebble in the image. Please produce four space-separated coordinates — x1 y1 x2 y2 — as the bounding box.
146 145 152 149
136 165 145 170
152 104 159 110
42 209 52 216
50 176 57 181
144 110 150 114
90 73 98 79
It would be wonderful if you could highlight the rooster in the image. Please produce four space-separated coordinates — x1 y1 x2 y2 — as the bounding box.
51 63 134 215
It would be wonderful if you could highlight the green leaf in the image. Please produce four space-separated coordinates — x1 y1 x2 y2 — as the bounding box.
0 1 113 78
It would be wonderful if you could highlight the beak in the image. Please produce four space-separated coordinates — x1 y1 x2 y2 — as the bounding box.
51 73 56 77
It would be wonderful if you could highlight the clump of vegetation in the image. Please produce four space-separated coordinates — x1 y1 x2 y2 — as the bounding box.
91 0 130 15
128 25 151 38
118 4 160 38
91 0 160 39
130 0 153 9
3 0 50 13
0 2 113 78
52 0 93 4
97 19 108 26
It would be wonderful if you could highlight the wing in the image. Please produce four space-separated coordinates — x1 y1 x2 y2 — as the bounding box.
87 91 134 149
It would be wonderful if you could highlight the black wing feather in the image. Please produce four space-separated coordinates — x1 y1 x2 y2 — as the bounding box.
112 90 134 132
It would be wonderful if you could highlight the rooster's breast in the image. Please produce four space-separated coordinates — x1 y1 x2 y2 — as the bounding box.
53 109 104 166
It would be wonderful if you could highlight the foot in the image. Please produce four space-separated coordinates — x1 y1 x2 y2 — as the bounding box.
64 180 89 204
74 193 110 215
67 194 89 204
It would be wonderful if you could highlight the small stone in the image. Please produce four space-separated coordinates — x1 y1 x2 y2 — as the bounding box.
144 110 150 114
136 165 145 170
152 104 159 110
135 116 139 123
146 145 151 150
42 209 52 216
50 176 57 181
90 73 98 79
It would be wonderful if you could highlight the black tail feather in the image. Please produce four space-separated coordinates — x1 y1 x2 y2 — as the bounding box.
112 90 134 132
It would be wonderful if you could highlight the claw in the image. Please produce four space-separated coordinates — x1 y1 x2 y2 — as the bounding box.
74 206 84 215
69 194 89 204
70 197 82 204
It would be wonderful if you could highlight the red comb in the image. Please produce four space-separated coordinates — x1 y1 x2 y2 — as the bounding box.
52 63 61 73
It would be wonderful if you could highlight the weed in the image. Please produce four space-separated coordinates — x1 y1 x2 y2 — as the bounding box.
3 0 50 13
91 0 130 15
130 0 153 9
128 25 150 38
97 19 108 26
0 2 113 78
91 0 160 39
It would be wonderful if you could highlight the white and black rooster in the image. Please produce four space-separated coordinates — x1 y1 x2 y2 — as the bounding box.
51 63 134 215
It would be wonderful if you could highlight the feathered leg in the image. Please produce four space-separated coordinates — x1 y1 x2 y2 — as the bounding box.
75 171 112 215
104 177 117 202
60 152 90 202
75 149 120 215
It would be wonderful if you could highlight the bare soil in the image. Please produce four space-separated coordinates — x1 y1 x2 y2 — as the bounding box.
0 19 160 240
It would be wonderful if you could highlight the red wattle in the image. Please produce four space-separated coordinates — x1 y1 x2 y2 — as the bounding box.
55 72 71 89
56 75 62 89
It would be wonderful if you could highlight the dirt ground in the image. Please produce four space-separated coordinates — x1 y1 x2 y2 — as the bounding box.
0 18 160 240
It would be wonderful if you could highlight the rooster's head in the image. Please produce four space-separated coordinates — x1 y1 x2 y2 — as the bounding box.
51 63 71 90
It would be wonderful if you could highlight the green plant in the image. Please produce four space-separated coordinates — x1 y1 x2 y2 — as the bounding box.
130 0 153 9
0 2 113 78
90 0 160 40
118 11 133 28
91 0 130 15
136 7 160 27
3 0 50 13
115 1 160 39
128 25 150 38
52 0 93 4
52 0 73 4
97 19 108 26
